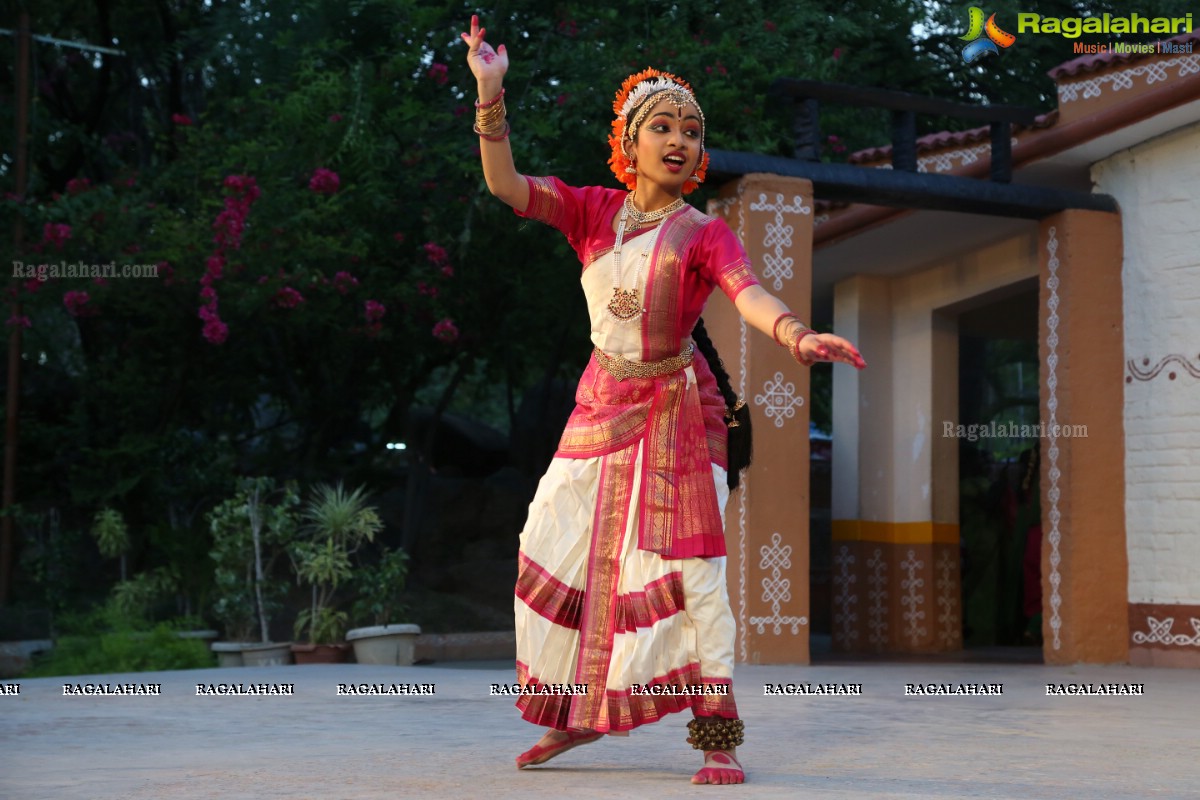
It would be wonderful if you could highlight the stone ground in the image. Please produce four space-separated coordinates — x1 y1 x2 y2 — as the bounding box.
1 660 1196 799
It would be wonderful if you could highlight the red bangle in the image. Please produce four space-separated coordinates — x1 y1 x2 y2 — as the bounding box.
772 312 799 346
791 329 817 366
475 88 505 109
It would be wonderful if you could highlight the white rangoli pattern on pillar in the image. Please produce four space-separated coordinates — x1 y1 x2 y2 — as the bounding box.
711 191 751 662
748 532 807 636
755 371 805 428
749 192 811 291
1045 227 1063 651
833 545 859 646
900 549 927 645
936 548 958 649
866 548 888 647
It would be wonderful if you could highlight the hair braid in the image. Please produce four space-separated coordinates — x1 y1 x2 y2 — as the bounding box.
691 317 752 489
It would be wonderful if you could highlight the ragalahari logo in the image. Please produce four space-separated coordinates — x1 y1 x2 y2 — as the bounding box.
960 7 1017 63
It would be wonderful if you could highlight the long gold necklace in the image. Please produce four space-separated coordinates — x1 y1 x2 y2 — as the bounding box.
607 193 686 323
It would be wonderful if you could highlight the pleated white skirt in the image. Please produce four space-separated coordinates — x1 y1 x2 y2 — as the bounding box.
513 439 739 733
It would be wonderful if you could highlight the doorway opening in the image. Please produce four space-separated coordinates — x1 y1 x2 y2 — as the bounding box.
956 281 1043 661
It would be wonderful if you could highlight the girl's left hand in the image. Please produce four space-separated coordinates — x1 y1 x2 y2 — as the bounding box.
460 14 508 84
796 333 866 369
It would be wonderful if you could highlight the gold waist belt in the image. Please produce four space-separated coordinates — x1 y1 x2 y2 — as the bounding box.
594 343 694 382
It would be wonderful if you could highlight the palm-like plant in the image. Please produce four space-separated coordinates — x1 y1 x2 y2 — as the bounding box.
291 483 383 644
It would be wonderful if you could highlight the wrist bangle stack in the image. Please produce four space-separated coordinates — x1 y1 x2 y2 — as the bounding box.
474 88 509 140
773 312 816 366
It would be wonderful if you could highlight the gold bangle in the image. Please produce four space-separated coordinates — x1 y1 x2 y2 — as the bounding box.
474 121 510 141
782 324 816 366
772 312 799 346
475 98 506 129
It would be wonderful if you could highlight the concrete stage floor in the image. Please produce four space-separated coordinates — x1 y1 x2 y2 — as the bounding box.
1 660 1195 799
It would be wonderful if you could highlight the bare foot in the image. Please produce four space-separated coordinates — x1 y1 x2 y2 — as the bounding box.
691 748 745 785
515 728 602 769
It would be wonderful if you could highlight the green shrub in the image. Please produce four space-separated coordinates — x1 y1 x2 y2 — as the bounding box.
24 611 215 677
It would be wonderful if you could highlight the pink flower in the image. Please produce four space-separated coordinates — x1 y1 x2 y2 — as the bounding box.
275 286 305 309
199 286 218 304
42 223 71 251
205 254 225 279
432 318 459 343
364 300 386 322
23 278 41 294
202 317 229 345
63 290 90 317
832 47 842 61
420 181 438 191
440 265 454 278
453 105 468 118
66 177 91 196
423 241 448 264
223 174 251 193
213 207 246 249
427 63 449 85
172 113 193 126
223 174 261 206
393 232 406 243
556 93 570 106
333 271 359 294
309 167 340 195
416 281 438 298
764 20 777 33
6 315 31 329
328 113 343 122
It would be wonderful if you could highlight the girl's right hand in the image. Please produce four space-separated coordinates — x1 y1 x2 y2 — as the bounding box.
461 14 508 85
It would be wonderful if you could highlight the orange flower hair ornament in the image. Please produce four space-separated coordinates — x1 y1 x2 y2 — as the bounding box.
608 68 709 195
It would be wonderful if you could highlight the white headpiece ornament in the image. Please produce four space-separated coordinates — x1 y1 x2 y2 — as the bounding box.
618 76 695 120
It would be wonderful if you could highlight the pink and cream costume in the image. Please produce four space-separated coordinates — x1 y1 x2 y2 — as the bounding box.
512 175 761 734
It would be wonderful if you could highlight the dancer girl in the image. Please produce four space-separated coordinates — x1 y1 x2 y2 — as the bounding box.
461 14 864 786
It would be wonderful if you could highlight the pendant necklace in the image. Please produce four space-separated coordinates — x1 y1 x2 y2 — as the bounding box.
607 192 686 323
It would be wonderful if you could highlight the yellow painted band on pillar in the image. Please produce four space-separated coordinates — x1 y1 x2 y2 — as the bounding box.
831 520 960 545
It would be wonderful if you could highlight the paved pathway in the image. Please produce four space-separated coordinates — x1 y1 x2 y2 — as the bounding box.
1 660 1196 799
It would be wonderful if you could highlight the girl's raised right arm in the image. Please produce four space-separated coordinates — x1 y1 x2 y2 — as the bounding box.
461 15 529 212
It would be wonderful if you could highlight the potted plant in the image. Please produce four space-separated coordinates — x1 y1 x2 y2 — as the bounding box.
346 548 421 665
289 483 382 663
208 478 299 666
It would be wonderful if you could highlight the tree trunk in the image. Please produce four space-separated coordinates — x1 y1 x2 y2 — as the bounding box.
248 485 269 642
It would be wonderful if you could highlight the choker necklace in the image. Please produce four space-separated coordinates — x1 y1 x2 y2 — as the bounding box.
607 193 687 323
